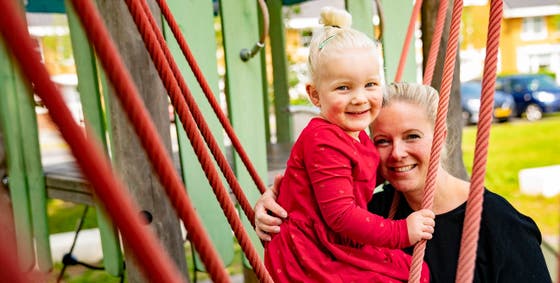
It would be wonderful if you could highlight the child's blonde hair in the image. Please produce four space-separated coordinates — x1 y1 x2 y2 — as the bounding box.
308 6 379 84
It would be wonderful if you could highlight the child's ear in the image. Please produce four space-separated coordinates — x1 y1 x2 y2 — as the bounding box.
306 84 320 106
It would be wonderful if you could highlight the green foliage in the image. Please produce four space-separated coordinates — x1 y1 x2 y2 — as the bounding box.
42 35 74 61
462 115 560 234
47 200 98 234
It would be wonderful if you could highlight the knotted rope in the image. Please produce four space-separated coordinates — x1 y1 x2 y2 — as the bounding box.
69 0 232 281
408 0 464 282
455 1 503 282
0 1 186 281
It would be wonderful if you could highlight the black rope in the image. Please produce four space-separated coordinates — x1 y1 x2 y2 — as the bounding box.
56 205 105 282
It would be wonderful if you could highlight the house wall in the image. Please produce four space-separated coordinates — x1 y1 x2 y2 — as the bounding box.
461 3 560 82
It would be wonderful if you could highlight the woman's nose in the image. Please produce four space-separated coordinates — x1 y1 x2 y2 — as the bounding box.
391 141 407 159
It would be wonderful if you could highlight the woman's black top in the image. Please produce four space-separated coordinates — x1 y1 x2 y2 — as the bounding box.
368 184 552 283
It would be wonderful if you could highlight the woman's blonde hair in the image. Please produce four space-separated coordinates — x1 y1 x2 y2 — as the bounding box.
307 6 379 84
382 82 440 125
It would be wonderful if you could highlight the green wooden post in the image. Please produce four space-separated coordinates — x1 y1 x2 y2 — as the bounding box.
65 0 123 276
268 0 292 144
219 0 268 265
0 38 36 271
13 48 52 272
259 33 271 143
164 0 234 271
380 0 418 82
346 0 375 38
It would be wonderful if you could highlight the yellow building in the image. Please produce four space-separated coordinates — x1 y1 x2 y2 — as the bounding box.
462 0 560 82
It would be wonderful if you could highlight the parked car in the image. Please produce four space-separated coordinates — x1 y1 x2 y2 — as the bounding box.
461 81 515 125
496 74 560 121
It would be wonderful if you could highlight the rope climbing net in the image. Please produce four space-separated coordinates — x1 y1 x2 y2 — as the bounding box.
0 0 506 282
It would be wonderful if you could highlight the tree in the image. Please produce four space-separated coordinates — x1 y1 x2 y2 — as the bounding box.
421 0 469 181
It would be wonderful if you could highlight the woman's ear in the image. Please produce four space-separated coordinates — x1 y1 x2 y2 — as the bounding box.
306 84 320 106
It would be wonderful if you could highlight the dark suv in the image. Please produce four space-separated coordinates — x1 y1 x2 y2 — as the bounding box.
496 74 560 121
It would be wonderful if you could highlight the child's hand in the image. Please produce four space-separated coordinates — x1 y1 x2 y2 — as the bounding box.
406 209 435 245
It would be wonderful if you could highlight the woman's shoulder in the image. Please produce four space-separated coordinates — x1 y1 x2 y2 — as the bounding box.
481 188 542 240
482 189 527 218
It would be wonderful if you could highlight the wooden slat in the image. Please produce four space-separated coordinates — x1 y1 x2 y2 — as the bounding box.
164 0 235 271
219 0 269 267
380 0 418 82
12 45 52 271
269 0 293 144
95 0 188 280
65 0 123 275
0 38 36 271
346 0 375 38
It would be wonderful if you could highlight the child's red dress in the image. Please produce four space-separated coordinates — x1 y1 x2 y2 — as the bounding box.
265 118 429 282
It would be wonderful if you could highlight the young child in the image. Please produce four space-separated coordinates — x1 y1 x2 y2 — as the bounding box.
264 7 434 282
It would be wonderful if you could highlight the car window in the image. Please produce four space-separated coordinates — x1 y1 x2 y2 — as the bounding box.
506 75 558 93
533 75 558 89
495 79 504 91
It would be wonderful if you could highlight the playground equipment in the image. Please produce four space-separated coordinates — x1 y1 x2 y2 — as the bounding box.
0 0 514 282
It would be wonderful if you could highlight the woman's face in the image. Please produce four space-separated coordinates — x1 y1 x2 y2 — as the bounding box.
371 101 434 193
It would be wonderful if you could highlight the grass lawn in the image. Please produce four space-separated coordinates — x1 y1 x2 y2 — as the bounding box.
462 114 560 235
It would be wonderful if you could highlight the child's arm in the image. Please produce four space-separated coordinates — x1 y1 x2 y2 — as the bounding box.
305 129 412 249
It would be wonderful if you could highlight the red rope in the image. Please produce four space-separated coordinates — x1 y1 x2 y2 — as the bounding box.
128 0 256 228
0 1 185 282
422 0 449 85
124 1 272 281
68 0 231 281
155 0 268 195
455 1 503 282
408 0 464 282
394 0 423 82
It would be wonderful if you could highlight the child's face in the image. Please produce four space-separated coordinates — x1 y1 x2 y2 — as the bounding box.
308 47 382 139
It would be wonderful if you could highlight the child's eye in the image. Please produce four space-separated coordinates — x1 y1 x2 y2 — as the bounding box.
365 82 377 88
336 85 349 91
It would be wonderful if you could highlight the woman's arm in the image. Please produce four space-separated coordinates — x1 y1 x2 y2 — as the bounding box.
254 174 287 241
484 192 552 282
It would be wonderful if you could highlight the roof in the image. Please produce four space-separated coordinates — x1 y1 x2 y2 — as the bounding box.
284 0 378 29
503 0 560 18
504 0 559 9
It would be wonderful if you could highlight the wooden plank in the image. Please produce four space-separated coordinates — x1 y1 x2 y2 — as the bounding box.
219 0 268 267
12 45 52 272
65 0 123 276
164 0 234 271
346 0 374 38
0 38 35 271
95 0 187 281
380 0 418 82
268 0 293 144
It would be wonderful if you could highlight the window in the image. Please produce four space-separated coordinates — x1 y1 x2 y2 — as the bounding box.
521 17 547 40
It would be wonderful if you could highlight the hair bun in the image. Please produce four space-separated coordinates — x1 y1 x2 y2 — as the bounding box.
319 6 352 29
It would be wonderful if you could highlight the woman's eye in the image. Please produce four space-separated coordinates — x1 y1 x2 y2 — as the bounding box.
374 139 390 146
405 134 421 140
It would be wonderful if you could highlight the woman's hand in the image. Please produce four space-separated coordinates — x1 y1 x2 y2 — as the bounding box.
255 174 287 241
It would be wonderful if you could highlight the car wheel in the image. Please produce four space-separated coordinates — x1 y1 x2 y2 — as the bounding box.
524 104 543 121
